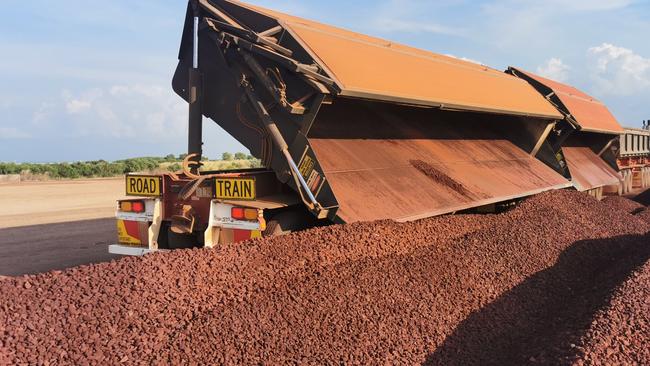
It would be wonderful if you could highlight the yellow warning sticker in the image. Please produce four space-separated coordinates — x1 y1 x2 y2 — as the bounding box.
298 154 315 180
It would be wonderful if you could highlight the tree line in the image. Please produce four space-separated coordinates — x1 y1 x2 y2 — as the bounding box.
0 153 259 179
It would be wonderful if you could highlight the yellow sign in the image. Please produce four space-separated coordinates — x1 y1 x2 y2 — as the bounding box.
116 220 142 245
215 178 256 200
125 176 162 196
298 154 315 180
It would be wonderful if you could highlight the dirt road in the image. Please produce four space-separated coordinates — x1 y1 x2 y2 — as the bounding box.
0 219 118 276
0 179 123 275
0 178 124 229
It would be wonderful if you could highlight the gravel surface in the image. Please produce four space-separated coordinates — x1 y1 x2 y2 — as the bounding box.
574 259 650 365
601 195 646 214
1 190 649 365
633 188 650 206
635 208 650 223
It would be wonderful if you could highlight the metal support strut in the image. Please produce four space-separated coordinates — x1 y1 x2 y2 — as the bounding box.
187 1 203 172
197 13 330 219
241 85 322 214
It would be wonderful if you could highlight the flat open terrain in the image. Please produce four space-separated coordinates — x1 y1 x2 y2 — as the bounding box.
0 178 124 229
0 178 124 275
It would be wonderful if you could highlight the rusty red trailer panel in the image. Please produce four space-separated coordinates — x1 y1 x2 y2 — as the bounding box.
311 138 571 222
563 147 622 191
508 68 623 134
308 103 571 223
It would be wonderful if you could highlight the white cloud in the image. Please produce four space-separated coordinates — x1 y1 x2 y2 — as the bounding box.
32 102 55 124
0 42 171 86
363 0 465 38
65 99 92 114
445 54 484 66
63 88 102 114
543 0 633 11
484 0 632 13
0 99 13 109
109 84 166 98
374 18 462 36
536 58 570 82
479 0 635 51
445 53 486 66
34 84 186 140
588 43 650 95
245 0 311 16
0 127 30 140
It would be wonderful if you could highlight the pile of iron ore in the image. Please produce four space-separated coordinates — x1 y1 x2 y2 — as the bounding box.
1 190 648 365
574 259 649 365
633 188 650 206
602 195 646 214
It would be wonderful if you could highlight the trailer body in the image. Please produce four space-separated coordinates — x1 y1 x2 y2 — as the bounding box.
617 127 650 193
174 0 569 221
111 168 304 254
112 0 588 253
507 67 624 199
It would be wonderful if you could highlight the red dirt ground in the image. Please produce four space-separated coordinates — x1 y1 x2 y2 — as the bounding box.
0 190 648 364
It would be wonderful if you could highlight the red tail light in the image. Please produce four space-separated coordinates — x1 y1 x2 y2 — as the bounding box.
120 200 145 213
231 207 258 221
131 201 145 213
231 207 245 220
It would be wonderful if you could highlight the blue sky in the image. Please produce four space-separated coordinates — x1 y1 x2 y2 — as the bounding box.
1 0 649 162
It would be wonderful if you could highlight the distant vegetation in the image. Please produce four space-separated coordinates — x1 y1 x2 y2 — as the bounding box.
0 153 262 180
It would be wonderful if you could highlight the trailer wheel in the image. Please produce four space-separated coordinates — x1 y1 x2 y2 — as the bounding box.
167 227 199 249
156 223 170 249
264 211 311 236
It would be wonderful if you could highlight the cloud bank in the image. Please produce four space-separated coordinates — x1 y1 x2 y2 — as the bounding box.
588 43 650 95
536 58 570 82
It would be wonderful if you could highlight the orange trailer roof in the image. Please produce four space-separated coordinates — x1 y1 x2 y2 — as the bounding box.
509 68 623 134
214 1 563 119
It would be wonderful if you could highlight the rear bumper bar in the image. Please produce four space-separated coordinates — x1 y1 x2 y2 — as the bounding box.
109 244 167 256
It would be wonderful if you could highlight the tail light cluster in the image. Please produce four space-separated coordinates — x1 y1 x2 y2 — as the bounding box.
120 200 145 213
231 207 259 221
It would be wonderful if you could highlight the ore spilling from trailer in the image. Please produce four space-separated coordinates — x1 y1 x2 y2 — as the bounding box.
111 0 577 253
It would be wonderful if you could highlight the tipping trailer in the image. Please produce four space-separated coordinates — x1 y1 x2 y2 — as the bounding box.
507 68 624 200
617 125 650 193
110 0 573 255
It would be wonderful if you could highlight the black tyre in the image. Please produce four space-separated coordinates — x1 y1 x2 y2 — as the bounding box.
167 226 199 249
264 210 311 237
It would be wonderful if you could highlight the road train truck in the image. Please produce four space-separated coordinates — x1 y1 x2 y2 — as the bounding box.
110 0 632 255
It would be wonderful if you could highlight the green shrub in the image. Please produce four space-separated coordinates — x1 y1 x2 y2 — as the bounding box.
249 159 262 168
167 163 182 172
1 153 265 179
